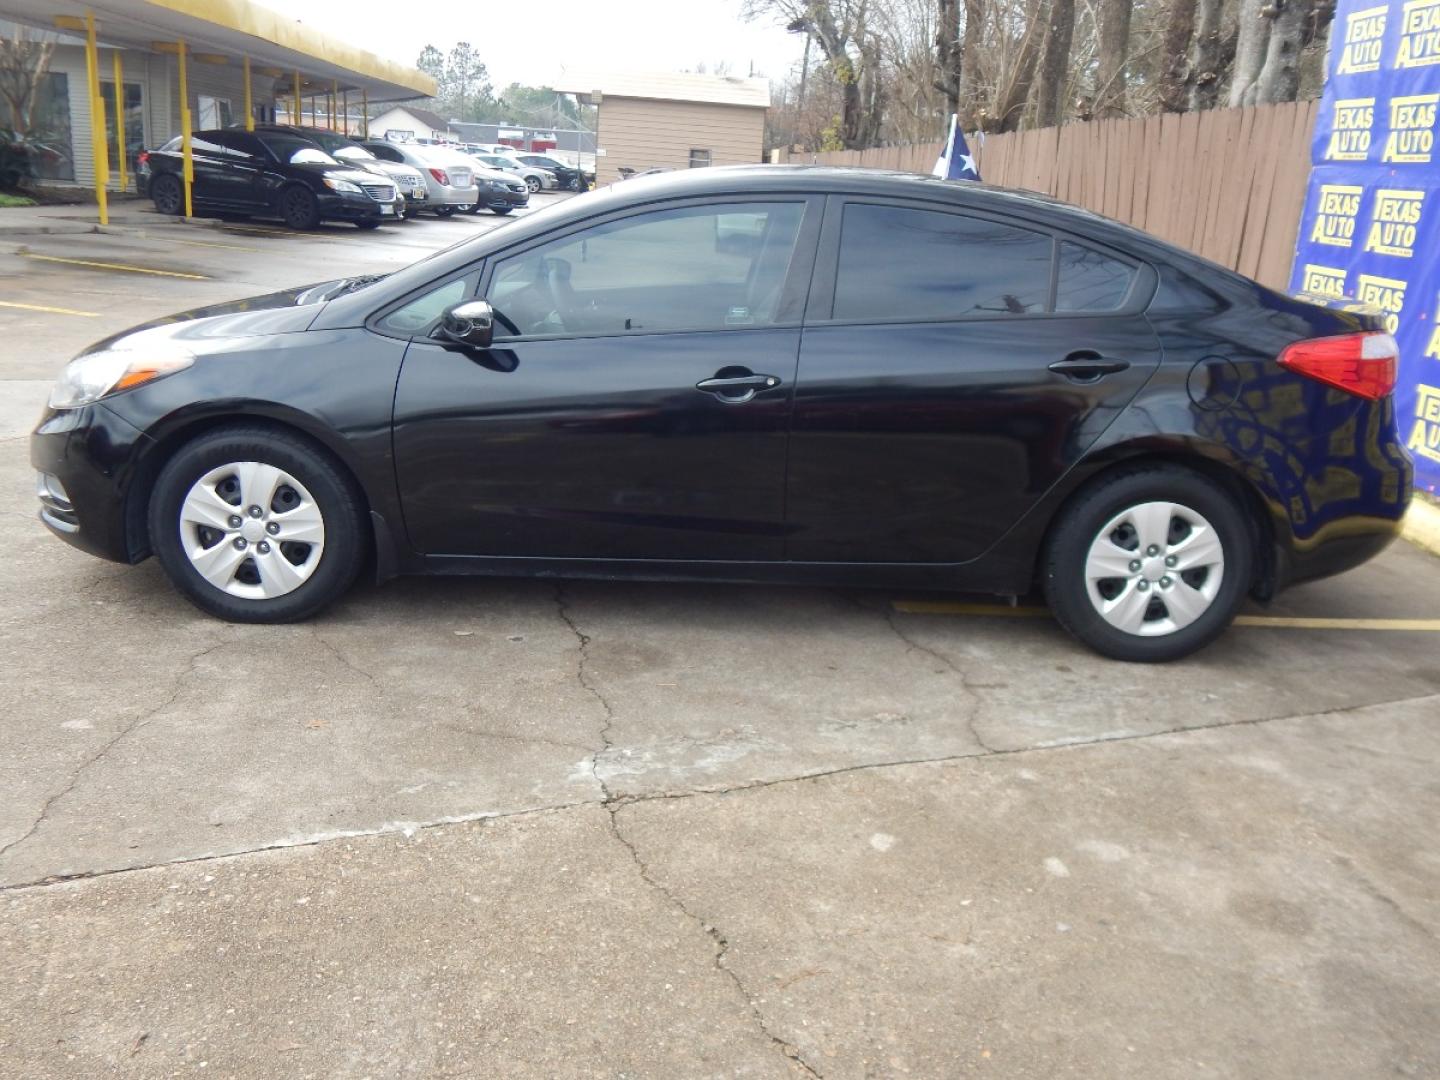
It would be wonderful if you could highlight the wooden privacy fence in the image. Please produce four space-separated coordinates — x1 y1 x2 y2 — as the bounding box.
774 100 1320 291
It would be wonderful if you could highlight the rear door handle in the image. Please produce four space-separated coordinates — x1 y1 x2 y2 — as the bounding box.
1048 355 1131 380
696 373 781 404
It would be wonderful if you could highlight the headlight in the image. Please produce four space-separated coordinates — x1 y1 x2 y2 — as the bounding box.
49 343 194 409
323 177 363 194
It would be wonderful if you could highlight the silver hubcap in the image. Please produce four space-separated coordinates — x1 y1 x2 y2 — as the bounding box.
179 461 325 599
1083 501 1225 637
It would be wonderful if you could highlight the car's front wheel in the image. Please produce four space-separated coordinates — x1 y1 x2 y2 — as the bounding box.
434 206 456 217
1042 466 1252 662
148 427 367 623
525 176 541 193
279 185 320 229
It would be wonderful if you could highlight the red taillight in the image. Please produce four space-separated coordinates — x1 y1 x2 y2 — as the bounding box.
137 151 149 165
428 167 449 185
1277 331 1398 400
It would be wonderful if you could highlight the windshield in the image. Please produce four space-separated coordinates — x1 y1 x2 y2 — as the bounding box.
256 133 339 166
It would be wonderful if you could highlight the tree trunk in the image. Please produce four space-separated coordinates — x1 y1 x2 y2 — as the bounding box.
935 0 962 117
1035 0 1076 128
956 0 985 128
1188 0 1228 110
1254 0 1311 102
1229 0 1272 107
1096 0 1134 118
988 0 1046 131
1159 0 1197 113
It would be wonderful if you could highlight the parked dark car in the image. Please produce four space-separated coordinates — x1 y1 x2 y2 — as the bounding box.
245 124 430 218
137 128 400 229
32 166 1411 660
510 151 590 191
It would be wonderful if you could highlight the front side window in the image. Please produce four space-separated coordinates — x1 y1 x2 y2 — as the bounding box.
832 203 1052 322
379 277 472 336
486 202 806 338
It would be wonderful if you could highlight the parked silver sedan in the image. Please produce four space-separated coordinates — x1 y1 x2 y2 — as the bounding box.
466 150 556 194
360 140 479 217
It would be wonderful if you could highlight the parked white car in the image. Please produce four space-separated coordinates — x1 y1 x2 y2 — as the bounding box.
359 140 478 216
466 150 556 193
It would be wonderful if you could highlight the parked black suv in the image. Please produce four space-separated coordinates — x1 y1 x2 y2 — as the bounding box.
138 128 400 229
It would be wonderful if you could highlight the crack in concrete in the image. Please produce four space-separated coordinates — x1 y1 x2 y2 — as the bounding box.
553 583 616 800
881 604 998 754
0 636 230 865
606 804 824 1078
309 628 378 687
1337 855 1438 943
552 584 822 1076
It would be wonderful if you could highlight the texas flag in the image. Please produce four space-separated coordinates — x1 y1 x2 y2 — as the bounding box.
932 114 981 181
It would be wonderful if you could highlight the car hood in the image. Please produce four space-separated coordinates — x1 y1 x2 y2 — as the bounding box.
79 283 338 356
291 162 385 186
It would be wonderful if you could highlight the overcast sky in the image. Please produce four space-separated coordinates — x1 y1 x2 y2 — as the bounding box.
259 0 803 92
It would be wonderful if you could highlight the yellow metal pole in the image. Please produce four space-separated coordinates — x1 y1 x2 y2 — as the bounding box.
111 50 127 194
83 13 108 225
178 38 193 217
292 71 300 125
361 88 368 138
243 55 253 131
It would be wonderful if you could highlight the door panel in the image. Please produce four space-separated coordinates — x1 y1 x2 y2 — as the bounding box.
785 316 1162 563
392 330 800 559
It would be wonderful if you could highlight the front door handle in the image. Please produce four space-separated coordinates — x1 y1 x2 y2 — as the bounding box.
696 372 781 404
1048 354 1131 380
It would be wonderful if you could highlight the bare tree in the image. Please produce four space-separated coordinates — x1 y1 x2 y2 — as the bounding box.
1095 0 1133 117
1229 0 1271 106
1035 0 1076 127
0 32 55 133
1254 0 1314 102
1159 0 1197 113
956 0 986 127
1187 0 1228 109
935 0 962 116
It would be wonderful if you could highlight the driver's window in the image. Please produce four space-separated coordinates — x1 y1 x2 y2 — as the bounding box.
487 202 805 338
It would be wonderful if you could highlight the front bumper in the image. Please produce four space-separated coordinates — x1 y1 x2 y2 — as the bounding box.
482 187 529 210
316 192 392 222
31 404 153 563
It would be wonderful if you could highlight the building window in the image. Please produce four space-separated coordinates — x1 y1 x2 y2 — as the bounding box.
197 95 232 130
0 70 74 181
689 149 712 168
99 81 145 180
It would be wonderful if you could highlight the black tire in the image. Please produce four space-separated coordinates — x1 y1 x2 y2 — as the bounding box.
151 174 183 216
525 176 541 194
435 206 456 218
1042 465 1253 662
491 207 512 215
279 185 320 230
147 426 368 623
355 219 382 230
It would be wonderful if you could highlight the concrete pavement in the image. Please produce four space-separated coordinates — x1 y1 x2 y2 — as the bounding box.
2 205 1439 1078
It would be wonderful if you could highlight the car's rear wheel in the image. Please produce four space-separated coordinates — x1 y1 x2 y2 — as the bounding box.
151 174 182 215
279 186 319 230
1042 466 1252 662
492 207 512 215
148 427 367 623
525 176 541 193
355 219 382 230
435 206 456 218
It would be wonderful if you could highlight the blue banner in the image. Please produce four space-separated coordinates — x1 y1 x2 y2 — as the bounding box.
1291 0 1440 493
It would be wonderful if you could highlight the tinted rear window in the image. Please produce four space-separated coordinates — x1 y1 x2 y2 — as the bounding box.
1055 241 1136 312
833 204 1052 321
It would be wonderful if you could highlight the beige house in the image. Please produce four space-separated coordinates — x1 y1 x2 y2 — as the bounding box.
555 71 768 186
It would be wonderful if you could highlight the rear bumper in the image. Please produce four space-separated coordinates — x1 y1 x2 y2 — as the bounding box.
1276 506 1409 592
31 404 152 564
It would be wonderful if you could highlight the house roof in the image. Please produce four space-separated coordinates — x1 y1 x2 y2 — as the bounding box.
379 105 450 131
554 70 769 109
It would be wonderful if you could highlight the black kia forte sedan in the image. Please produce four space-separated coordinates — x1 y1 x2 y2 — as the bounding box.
31 166 1412 660
138 128 400 229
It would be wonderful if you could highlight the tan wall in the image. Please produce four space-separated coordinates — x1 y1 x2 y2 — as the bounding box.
596 96 765 186
774 100 1320 291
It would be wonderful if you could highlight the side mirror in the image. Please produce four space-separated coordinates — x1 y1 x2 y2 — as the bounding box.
436 300 495 349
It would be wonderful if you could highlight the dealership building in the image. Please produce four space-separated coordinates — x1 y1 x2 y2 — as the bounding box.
0 0 433 221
